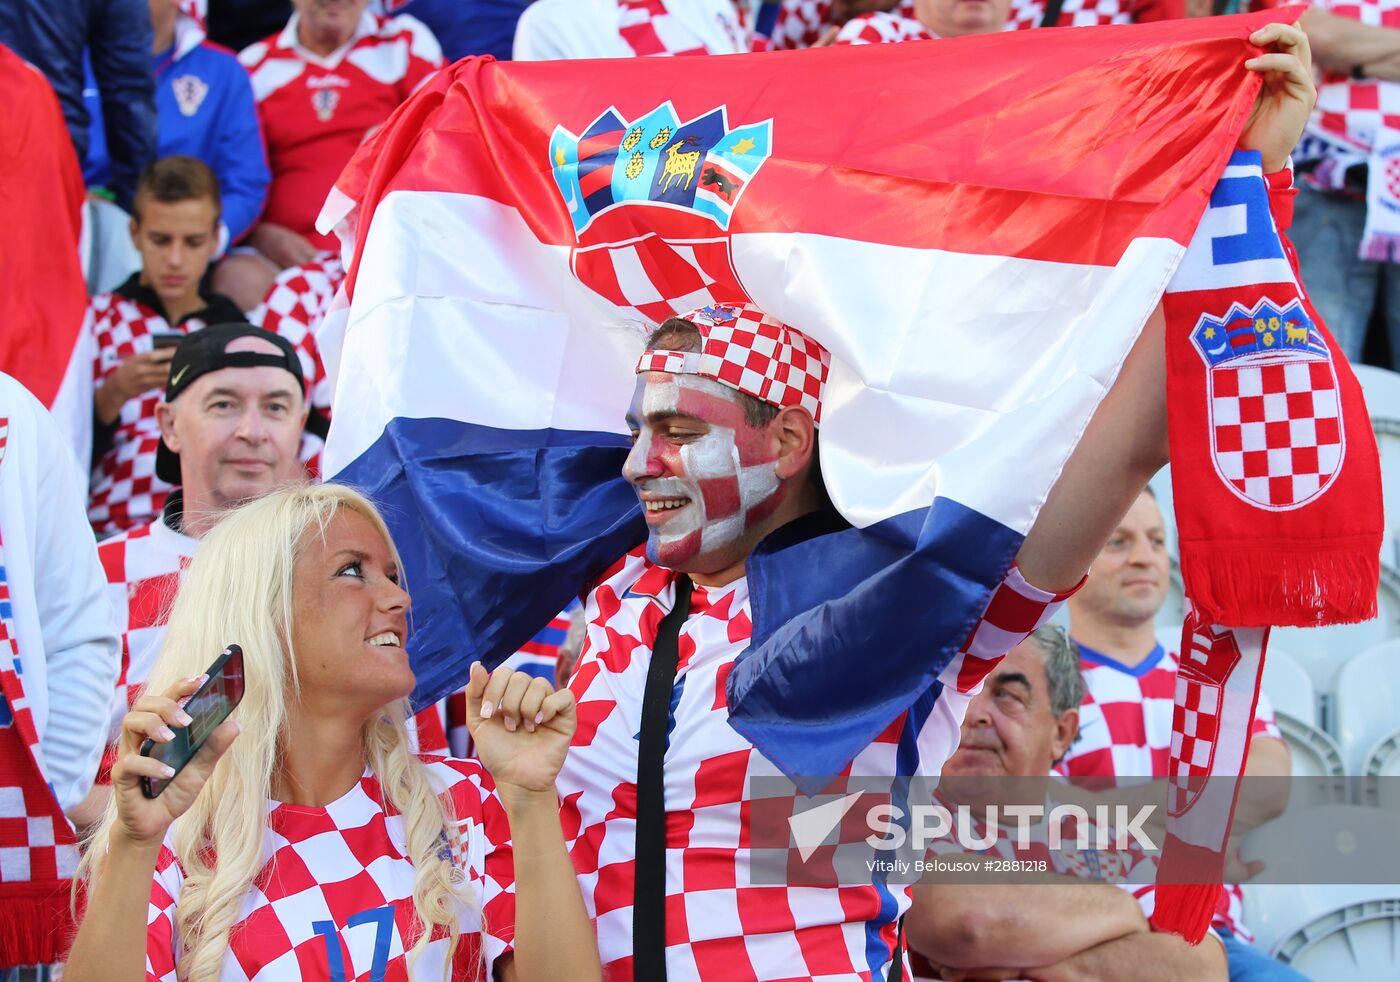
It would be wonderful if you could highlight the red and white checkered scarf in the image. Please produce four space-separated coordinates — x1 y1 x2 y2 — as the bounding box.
0 419 81 964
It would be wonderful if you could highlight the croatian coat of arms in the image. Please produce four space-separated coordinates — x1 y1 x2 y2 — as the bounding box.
549 102 773 324
1191 296 1343 511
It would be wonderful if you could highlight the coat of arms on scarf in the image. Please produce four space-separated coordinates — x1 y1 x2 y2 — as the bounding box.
1191 297 1341 510
549 103 772 321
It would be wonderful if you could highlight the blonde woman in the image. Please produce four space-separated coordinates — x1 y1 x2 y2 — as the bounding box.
67 484 600 982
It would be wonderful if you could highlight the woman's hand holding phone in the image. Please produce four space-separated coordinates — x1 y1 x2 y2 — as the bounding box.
109 677 240 850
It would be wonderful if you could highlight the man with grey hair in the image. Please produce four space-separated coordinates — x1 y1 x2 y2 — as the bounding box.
904 626 1227 981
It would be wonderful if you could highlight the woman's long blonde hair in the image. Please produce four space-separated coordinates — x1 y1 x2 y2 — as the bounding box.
78 484 473 981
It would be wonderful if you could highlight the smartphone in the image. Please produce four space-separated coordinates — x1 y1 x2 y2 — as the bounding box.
151 333 184 351
140 644 245 798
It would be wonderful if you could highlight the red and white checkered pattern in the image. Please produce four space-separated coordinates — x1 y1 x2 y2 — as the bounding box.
766 0 916 50
617 0 711 54
95 513 447 783
833 11 934 45
96 517 196 743
0 418 82 893
1005 0 1132 31
571 233 740 328
637 302 831 423
145 757 515 980
249 253 342 476
1308 0 1400 168
766 0 1128 50
1056 643 1282 940
87 294 215 536
1209 359 1343 510
560 547 1073 978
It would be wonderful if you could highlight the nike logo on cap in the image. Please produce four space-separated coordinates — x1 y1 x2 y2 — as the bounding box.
170 364 190 387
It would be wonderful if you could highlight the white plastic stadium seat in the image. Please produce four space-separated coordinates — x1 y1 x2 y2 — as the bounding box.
1355 364 1400 568
1333 640 1400 775
1260 648 1316 724
1241 806 1400 980
1270 564 1400 695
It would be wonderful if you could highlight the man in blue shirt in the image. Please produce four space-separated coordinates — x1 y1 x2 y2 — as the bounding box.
85 0 269 249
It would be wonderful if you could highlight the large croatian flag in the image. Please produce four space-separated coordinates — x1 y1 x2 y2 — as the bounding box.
319 11 1293 781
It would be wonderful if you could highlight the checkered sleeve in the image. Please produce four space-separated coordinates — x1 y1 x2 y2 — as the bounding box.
941 565 1085 694
145 844 186 982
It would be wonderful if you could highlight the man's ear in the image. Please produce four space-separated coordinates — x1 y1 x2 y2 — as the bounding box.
128 215 140 250
772 407 816 480
155 401 180 454
1050 707 1079 763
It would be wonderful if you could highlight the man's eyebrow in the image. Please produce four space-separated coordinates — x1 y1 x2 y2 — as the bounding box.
992 671 1033 690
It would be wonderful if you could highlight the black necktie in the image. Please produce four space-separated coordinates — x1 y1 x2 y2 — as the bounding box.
632 574 693 980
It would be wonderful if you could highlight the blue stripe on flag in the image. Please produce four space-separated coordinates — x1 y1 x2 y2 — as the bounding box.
729 498 1022 792
335 416 643 709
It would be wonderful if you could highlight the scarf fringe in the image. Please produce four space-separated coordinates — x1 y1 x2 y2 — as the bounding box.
1360 231 1400 263
1179 543 1378 627
1150 882 1222 944
0 881 75 965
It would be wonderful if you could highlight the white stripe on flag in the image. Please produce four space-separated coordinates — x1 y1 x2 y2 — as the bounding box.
326 190 1182 538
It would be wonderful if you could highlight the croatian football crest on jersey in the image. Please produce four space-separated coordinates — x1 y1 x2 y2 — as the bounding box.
311 87 340 122
1190 297 1344 511
171 74 209 117
549 103 773 324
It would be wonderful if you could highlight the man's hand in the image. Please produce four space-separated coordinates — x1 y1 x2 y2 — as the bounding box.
95 347 176 425
249 222 318 269
1240 22 1317 173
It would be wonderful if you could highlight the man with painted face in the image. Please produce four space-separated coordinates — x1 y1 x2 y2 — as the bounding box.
537 27 1317 979
552 303 1132 979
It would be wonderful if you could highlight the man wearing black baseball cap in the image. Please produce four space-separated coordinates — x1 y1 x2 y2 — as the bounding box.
73 324 312 824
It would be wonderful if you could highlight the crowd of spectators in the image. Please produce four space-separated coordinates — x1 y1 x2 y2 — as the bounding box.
0 0 1396 979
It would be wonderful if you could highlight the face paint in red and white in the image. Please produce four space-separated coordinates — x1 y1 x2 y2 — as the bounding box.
624 373 788 570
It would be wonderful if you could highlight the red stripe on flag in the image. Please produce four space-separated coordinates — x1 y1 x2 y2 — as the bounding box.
335 10 1297 299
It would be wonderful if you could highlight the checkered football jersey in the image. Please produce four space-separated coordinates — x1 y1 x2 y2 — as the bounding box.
87 294 220 536
561 547 1075 979
249 253 343 476
239 13 442 248
96 507 448 778
1055 642 1283 941
145 756 514 981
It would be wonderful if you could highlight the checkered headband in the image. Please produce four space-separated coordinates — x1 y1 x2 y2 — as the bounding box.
635 303 831 424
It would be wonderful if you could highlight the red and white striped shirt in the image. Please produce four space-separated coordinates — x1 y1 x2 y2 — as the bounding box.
145 757 514 981
560 547 1075 979
1056 641 1284 941
240 12 442 248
